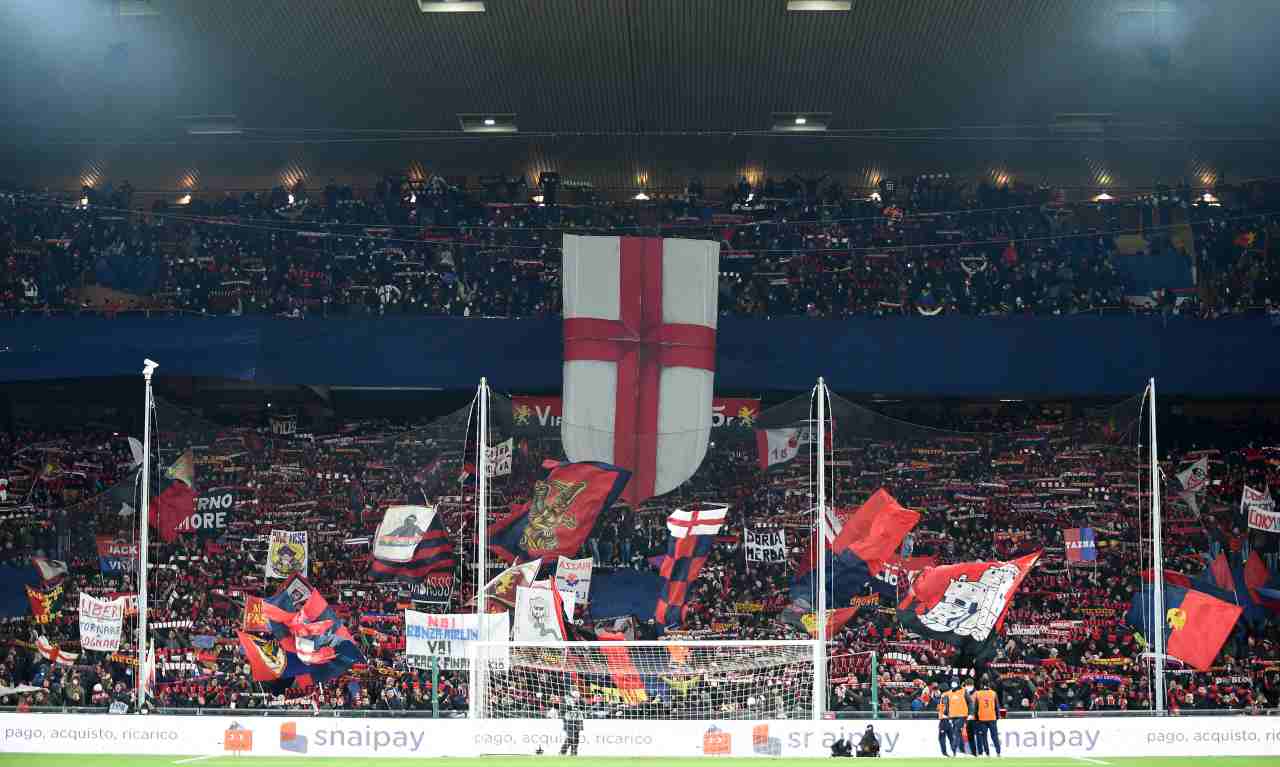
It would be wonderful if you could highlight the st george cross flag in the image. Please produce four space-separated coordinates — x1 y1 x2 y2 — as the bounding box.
1064 527 1098 564
897 551 1040 662
370 505 456 580
487 461 630 563
560 235 720 506
655 503 727 625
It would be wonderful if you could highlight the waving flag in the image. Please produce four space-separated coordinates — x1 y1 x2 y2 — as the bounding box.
371 505 456 580
1064 527 1098 564
791 489 919 609
150 448 195 543
560 234 720 506
476 559 543 612
26 583 63 624
488 461 630 562
832 489 921 577
31 557 68 582
655 503 727 625
756 424 830 470
898 551 1040 662
254 576 364 685
1128 582 1243 671
1177 456 1210 494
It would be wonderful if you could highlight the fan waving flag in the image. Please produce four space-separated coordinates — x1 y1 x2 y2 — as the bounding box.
655 503 727 625
560 234 720 506
1064 527 1098 564
898 551 1040 663
254 576 364 685
791 489 919 609
1127 582 1243 671
150 448 195 543
488 461 630 562
832 488 922 577
370 505 456 580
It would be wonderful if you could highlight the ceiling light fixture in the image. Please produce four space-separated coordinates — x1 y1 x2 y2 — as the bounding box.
772 112 830 133
418 0 486 12
786 1 852 11
633 192 650 201
181 115 242 136
459 114 517 133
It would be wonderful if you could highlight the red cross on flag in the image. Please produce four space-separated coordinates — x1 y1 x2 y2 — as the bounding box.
561 235 720 506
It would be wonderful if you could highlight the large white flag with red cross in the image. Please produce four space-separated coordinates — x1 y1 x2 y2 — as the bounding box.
560 234 720 506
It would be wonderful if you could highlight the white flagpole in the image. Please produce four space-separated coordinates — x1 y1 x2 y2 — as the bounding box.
470 377 489 719
813 377 827 720
1149 377 1165 713
137 359 157 712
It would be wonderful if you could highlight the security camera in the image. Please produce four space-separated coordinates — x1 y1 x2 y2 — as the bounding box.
143 359 159 375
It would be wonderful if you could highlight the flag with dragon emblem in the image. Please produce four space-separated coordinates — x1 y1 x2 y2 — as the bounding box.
487 461 630 563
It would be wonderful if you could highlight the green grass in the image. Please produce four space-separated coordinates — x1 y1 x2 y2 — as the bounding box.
3 757 1280 767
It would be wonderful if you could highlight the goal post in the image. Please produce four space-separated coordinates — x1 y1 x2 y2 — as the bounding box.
471 640 823 720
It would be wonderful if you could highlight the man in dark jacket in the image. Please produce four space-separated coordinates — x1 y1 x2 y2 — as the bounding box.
856 725 881 757
559 692 583 756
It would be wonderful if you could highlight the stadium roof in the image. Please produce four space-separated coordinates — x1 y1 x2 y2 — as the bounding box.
2 0 1279 193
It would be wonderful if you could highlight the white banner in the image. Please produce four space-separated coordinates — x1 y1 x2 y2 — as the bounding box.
530 580 576 621
404 611 508 669
485 438 513 477
2 714 1280 758
554 556 593 605
372 505 434 563
1178 456 1209 493
744 527 787 563
1243 485 1278 533
77 593 125 652
514 585 566 641
266 530 308 579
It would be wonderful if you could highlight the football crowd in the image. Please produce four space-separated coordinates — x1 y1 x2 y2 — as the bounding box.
2 178 1277 321
1 397 1278 717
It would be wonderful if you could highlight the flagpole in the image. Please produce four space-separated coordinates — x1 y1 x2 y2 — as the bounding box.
1149 377 1166 714
137 359 157 713
813 377 827 721
471 377 489 720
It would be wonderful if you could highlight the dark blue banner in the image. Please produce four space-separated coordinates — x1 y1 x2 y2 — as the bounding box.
2 315 1278 396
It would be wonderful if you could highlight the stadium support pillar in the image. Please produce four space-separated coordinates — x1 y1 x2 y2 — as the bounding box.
1150 377 1166 713
812 377 828 720
471 377 489 720
870 650 878 718
136 359 157 712
431 656 440 719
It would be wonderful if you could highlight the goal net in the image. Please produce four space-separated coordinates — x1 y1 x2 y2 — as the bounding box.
473 640 818 720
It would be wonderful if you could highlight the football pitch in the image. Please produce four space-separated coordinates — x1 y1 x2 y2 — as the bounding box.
1 757 1279 767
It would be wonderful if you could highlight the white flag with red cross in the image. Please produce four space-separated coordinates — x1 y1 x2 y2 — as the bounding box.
560 234 720 506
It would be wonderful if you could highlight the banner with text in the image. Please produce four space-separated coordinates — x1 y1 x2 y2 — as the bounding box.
744 527 787 563
78 593 126 652
512 396 759 433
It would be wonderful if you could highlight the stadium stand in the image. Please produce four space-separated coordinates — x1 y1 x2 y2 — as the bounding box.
1 395 1277 716
3 181 1276 321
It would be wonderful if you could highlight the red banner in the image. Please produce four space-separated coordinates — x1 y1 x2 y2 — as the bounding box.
511 396 759 431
